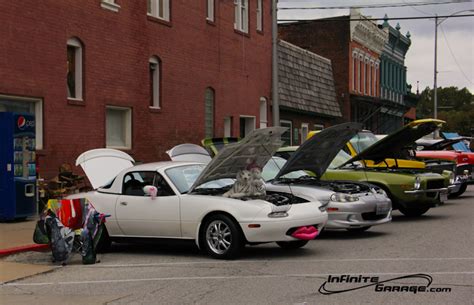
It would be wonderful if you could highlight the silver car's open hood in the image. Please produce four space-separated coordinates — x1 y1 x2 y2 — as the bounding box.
274 123 362 180
189 127 287 192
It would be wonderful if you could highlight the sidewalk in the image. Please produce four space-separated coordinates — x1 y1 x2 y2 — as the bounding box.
0 218 52 283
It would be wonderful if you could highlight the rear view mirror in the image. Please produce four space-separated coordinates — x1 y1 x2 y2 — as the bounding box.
143 185 158 199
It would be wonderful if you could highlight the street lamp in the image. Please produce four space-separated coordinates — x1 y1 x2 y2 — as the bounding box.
433 9 474 138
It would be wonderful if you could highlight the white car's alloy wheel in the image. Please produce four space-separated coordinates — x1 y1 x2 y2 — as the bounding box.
206 220 232 255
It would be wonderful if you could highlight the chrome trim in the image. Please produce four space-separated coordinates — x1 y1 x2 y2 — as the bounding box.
404 187 448 194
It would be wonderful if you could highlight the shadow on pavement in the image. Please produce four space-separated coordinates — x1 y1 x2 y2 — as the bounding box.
317 230 388 240
391 214 449 222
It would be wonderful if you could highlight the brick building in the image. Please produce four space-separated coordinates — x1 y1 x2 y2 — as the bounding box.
277 40 342 146
0 0 272 178
279 9 389 133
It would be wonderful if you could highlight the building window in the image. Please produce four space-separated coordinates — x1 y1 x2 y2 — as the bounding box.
352 52 357 92
374 63 379 97
149 56 161 108
224 117 232 137
106 106 132 149
368 61 373 96
256 0 263 32
101 0 120 12
259 97 267 128
148 0 170 21
358 55 362 93
301 123 309 144
67 38 83 100
364 58 369 95
280 120 292 146
234 0 248 33
206 0 214 22
313 124 324 131
0 95 43 150
204 87 215 138
239 116 255 138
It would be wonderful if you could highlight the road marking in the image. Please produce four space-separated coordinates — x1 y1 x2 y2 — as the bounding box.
3 271 474 287
72 257 474 269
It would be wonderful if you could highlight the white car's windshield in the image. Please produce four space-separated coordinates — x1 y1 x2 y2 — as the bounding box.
166 164 206 194
350 132 378 153
165 164 234 194
262 157 309 181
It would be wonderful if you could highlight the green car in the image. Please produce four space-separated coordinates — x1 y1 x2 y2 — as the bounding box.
276 147 452 217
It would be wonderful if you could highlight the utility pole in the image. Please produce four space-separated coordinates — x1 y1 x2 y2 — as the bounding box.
433 15 438 138
272 0 280 126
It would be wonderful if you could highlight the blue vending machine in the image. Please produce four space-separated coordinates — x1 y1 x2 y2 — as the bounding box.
0 112 37 220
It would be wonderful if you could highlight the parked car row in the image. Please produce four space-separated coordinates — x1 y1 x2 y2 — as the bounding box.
68 119 462 259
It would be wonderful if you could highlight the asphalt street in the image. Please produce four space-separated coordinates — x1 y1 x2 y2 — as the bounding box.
1 185 473 305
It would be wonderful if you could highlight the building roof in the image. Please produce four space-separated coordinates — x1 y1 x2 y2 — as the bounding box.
278 40 342 118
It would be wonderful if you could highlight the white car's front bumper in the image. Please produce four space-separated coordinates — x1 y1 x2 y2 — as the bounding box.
240 202 328 243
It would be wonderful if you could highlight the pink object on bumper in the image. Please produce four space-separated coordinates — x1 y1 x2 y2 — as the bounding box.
291 226 319 240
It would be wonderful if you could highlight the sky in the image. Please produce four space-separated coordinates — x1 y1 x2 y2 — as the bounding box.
278 0 474 93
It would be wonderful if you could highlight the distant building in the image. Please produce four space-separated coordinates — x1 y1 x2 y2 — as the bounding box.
378 15 417 133
278 40 342 145
0 0 272 178
279 9 389 133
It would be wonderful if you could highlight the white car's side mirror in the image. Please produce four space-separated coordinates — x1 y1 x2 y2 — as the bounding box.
143 185 158 199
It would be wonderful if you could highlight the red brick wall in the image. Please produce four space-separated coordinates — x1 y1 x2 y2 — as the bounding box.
279 17 350 121
0 0 272 178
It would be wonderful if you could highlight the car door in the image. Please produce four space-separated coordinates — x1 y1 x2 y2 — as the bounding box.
115 171 181 238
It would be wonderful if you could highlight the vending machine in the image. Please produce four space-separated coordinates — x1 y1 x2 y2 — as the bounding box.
0 112 37 220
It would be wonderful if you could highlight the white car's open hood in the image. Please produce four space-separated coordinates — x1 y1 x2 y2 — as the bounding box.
75 148 135 189
166 143 212 164
188 127 287 192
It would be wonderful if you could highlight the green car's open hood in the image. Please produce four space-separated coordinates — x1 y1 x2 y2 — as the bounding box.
342 119 445 166
275 122 362 180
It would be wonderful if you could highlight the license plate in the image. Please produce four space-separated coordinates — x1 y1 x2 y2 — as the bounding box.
376 204 390 215
440 193 448 202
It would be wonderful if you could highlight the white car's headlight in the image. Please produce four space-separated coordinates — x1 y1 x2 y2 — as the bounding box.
330 193 359 202
414 176 421 190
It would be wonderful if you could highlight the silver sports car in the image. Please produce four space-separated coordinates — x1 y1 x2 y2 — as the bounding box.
263 123 392 232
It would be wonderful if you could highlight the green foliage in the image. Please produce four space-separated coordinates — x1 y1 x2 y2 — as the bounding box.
416 86 473 135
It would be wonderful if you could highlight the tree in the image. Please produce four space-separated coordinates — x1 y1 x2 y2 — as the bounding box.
416 86 473 135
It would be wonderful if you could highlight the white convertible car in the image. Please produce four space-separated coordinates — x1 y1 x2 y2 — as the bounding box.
69 128 328 259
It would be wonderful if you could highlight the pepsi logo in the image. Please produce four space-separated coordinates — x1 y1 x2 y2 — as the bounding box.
17 116 26 129
17 116 34 130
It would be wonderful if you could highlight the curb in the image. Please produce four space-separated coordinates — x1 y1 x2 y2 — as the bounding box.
0 244 49 257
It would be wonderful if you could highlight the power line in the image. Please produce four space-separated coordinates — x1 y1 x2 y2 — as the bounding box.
440 25 474 85
403 0 432 15
278 13 474 22
278 0 471 10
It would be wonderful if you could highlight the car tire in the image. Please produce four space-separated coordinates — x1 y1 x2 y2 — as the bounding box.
276 240 309 249
398 205 430 217
200 214 244 259
95 224 112 254
346 226 371 232
448 183 467 199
